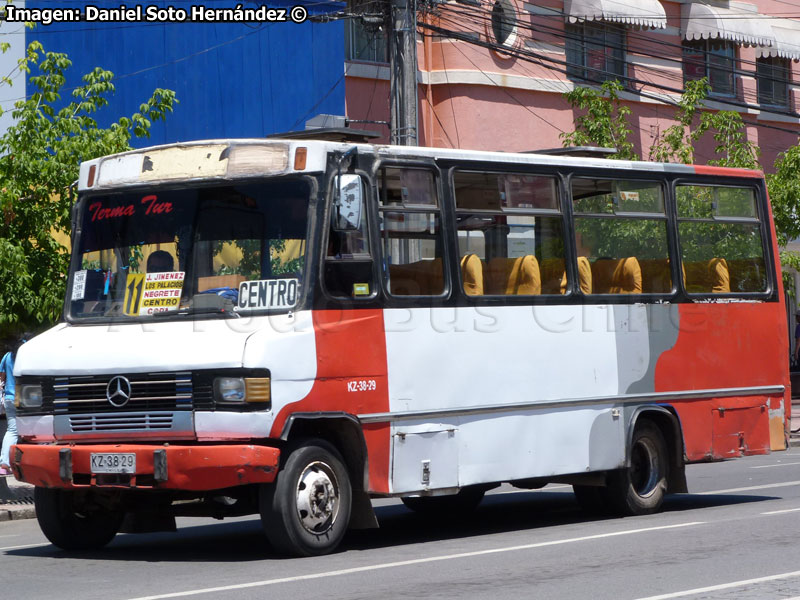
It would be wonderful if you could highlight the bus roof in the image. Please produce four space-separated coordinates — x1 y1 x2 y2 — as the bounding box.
77 138 765 192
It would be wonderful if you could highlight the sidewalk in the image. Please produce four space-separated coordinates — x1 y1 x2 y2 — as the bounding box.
0 418 34 521
0 476 34 521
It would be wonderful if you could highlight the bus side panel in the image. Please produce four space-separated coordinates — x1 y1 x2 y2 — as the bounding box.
268 309 391 494
383 305 644 492
655 302 790 461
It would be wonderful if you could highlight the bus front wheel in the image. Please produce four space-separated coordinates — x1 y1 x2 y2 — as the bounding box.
260 440 352 557
34 487 123 550
606 420 668 516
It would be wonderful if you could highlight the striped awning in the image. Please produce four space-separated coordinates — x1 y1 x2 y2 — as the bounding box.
681 3 775 47
565 0 667 30
759 20 800 61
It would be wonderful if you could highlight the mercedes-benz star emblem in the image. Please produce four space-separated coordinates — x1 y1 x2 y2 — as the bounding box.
106 376 132 408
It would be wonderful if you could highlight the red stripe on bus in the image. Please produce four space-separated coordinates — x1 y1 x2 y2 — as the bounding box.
691 165 764 178
269 309 391 493
654 302 789 460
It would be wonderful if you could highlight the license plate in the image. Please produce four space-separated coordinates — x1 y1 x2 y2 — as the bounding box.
90 453 136 474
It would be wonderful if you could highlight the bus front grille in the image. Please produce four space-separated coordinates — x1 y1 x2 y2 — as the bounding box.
53 372 193 414
69 413 175 432
54 411 194 439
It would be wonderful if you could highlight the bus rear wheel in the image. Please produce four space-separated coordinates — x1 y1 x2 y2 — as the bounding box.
260 440 352 557
34 487 123 551
606 420 668 516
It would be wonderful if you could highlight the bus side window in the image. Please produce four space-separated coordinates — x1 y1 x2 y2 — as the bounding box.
676 185 767 294
324 175 375 299
453 171 566 296
572 178 671 295
378 167 446 297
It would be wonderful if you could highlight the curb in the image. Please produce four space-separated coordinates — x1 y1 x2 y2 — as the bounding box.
0 505 35 521
0 477 35 521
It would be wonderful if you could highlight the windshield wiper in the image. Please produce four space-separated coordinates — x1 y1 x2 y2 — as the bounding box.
151 307 240 319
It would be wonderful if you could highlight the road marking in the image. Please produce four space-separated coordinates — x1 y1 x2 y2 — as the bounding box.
761 507 800 515
696 480 800 495
750 462 800 469
0 543 49 551
127 522 705 600
635 569 800 600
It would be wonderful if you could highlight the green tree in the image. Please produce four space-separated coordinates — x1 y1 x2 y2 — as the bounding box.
560 80 638 160
702 110 760 170
766 146 800 285
648 79 710 164
0 42 176 336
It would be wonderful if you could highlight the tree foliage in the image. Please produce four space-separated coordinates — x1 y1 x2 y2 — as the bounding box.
647 79 710 164
560 80 638 160
0 42 176 336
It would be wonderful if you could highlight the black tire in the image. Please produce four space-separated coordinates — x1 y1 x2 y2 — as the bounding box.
34 487 123 551
260 440 352 557
401 486 485 517
572 484 610 515
606 420 669 516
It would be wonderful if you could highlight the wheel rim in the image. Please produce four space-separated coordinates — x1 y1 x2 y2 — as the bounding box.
294 461 340 535
630 436 660 497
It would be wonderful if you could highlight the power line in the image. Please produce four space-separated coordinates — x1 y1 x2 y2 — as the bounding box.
424 4 800 123
418 18 800 141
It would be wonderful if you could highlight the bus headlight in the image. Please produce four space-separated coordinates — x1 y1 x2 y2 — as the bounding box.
214 377 246 403
213 377 271 405
17 384 43 408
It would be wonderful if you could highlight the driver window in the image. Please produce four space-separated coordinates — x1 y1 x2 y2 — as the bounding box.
324 175 375 299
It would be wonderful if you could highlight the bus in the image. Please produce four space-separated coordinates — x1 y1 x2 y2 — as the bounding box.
10 139 790 556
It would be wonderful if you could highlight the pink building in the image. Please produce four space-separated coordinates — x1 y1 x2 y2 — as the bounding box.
344 0 800 169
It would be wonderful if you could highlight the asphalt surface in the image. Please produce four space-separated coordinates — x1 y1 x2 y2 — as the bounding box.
0 443 799 599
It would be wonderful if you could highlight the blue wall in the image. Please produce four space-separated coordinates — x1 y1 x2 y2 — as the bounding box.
27 0 345 146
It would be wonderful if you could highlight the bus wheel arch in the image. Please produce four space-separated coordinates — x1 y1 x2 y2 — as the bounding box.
605 407 687 516
628 406 687 495
278 413 378 530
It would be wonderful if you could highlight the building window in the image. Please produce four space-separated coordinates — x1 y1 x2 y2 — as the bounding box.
345 10 387 63
683 40 736 96
491 0 517 47
757 57 789 107
565 22 625 84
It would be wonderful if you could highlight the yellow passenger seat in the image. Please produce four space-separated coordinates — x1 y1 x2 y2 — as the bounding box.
460 254 484 296
539 257 591 294
576 256 592 294
683 258 730 294
485 256 541 295
591 257 642 294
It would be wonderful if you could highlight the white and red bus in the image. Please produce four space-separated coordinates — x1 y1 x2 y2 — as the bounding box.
10 139 790 556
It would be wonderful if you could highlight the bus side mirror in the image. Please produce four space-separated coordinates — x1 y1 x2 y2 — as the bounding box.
333 174 363 231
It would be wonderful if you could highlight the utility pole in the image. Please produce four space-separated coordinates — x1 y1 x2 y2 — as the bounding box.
388 0 418 146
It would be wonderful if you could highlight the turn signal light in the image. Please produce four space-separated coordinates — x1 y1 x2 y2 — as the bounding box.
294 147 307 171
245 378 271 404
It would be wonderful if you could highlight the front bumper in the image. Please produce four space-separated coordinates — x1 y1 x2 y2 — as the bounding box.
11 443 281 491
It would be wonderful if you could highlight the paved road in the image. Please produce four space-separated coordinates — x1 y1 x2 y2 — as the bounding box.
2 448 800 600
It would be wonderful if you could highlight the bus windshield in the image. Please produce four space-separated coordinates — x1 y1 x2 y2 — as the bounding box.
68 178 310 320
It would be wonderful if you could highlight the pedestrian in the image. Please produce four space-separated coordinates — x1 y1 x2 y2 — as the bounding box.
793 310 800 370
0 334 28 476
